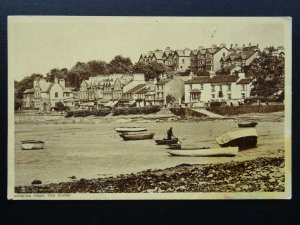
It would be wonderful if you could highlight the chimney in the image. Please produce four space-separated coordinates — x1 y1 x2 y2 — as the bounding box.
249 42 251 47
165 47 171 51
59 79 65 87
230 44 233 48
54 77 58 84
209 71 216 78
34 78 39 87
243 44 245 47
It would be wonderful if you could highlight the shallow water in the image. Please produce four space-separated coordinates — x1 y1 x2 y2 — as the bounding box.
14 119 284 185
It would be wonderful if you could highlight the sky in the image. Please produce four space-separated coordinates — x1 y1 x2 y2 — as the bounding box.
8 17 289 81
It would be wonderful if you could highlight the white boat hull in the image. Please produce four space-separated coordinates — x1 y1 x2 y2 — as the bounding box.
21 141 44 150
115 127 147 133
167 147 238 157
216 128 258 149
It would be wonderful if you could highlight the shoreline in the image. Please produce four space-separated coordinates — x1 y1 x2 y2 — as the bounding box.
14 110 284 124
15 155 285 193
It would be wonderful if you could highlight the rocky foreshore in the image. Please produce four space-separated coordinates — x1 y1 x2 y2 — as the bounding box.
15 156 285 193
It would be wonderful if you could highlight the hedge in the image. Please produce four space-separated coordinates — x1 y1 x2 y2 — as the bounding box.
206 105 284 115
65 108 111 117
112 106 161 116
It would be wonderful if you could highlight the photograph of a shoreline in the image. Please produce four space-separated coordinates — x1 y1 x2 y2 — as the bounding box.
8 17 291 199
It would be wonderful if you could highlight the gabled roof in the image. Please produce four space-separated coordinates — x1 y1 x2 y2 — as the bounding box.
198 49 208 55
190 50 198 55
124 84 146 94
23 88 34 94
156 78 172 85
240 51 257 60
237 78 251 84
120 76 133 85
153 51 164 60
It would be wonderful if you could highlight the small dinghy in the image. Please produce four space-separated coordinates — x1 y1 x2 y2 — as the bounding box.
216 128 258 149
21 140 45 150
238 121 258 128
168 144 210 150
155 138 178 145
119 132 155 141
167 147 238 157
115 127 147 133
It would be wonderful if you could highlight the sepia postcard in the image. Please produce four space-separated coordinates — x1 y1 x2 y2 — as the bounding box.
8 16 291 200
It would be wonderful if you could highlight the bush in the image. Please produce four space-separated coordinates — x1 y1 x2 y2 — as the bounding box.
206 105 284 115
112 106 160 116
65 108 111 117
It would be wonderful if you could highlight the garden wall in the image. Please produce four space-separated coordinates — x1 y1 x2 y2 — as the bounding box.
206 105 284 115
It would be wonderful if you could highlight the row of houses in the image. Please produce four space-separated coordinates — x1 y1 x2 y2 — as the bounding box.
139 44 285 74
23 71 252 111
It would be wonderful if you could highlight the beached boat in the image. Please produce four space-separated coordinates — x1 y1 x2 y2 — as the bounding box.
167 147 238 157
238 121 258 128
168 144 210 150
119 132 155 141
216 128 258 149
115 127 147 133
21 140 45 150
155 138 178 145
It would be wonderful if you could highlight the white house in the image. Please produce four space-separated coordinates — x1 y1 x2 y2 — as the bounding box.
184 72 252 107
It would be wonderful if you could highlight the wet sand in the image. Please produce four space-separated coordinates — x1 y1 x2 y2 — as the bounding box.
14 112 285 186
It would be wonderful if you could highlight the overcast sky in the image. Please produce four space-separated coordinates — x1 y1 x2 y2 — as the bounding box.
8 17 288 81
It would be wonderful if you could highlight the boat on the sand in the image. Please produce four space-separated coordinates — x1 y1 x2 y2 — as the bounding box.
155 138 178 145
238 121 258 128
167 147 238 157
168 144 210 150
119 132 155 141
216 128 258 149
21 140 45 150
115 127 147 133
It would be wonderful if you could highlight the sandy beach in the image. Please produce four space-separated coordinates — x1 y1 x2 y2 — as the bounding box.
14 111 285 192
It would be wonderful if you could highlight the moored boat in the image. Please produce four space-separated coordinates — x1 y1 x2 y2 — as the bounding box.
167 147 238 157
238 121 258 128
119 132 155 141
155 138 178 145
216 128 258 149
21 140 45 150
168 144 210 150
115 127 147 133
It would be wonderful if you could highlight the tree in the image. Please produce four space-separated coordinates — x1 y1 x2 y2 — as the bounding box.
145 61 168 81
166 94 176 105
15 73 44 99
87 60 109 75
67 62 91 90
46 68 68 82
107 55 133 74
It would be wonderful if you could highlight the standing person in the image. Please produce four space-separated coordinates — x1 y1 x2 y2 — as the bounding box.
167 127 174 140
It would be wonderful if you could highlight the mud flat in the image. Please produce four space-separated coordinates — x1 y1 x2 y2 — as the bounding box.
15 156 285 193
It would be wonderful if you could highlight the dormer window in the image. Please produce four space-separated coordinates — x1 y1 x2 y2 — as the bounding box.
55 92 58 98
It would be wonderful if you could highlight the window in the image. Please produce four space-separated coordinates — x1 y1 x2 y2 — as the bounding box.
241 93 245 98
242 85 245 91
223 52 225 57
211 85 215 92
189 85 192 90
66 93 70 97
219 91 223 98
200 84 203 90
212 94 215 99
182 59 185 64
55 92 58 98
219 85 222 91
228 93 232 99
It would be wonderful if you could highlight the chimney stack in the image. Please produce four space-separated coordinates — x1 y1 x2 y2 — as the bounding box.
54 77 58 84
59 79 65 87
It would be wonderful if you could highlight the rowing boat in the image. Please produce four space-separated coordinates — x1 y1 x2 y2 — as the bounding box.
167 147 238 157
216 128 258 149
21 140 45 150
119 132 155 141
238 121 258 128
155 138 178 145
115 127 147 133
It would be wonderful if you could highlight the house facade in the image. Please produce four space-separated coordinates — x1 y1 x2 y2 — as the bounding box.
184 72 252 106
155 75 185 106
22 77 76 111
